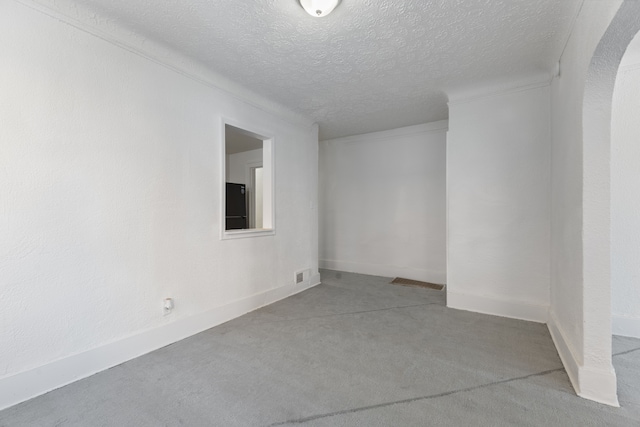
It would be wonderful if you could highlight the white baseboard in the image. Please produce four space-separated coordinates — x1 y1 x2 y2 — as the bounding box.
547 311 619 407
0 277 321 411
547 311 581 395
319 259 445 285
309 273 322 288
612 314 640 338
578 365 619 407
446 290 548 323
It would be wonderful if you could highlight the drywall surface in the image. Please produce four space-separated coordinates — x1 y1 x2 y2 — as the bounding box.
227 148 263 185
37 0 584 140
0 0 318 409
549 0 632 406
447 85 551 323
611 50 640 338
319 122 447 284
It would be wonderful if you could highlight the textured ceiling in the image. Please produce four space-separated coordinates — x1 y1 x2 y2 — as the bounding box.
43 0 583 139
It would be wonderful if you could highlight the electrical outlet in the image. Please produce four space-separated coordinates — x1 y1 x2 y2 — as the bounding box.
296 272 304 284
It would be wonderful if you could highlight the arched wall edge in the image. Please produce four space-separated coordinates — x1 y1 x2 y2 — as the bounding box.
581 0 640 406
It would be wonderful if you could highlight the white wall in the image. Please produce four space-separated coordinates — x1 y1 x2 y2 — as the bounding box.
548 0 629 406
255 167 264 229
446 84 551 323
611 47 640 338
227 148 263 185
0 0 319 410
319 122 447 284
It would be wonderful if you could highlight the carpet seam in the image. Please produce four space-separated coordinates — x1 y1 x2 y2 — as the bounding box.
267 367 565 426
271 347 640 425
612 347 640 357
250 303 438 325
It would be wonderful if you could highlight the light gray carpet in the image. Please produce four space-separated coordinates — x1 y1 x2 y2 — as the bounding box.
1 269 639 426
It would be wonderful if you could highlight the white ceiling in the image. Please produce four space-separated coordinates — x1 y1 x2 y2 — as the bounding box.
226 125 263 155
50 0 583 139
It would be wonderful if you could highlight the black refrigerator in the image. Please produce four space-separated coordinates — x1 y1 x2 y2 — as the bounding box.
226 182 247 230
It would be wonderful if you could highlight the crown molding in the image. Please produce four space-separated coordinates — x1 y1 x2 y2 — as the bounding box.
321 120 448 144
16 0 314 130
447 73 552 106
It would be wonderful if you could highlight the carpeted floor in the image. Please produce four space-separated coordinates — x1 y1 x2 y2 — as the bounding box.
1 269 639 426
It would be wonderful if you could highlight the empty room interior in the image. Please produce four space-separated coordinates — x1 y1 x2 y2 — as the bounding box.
2 0 640 425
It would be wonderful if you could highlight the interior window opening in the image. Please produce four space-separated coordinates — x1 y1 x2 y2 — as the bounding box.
223 123 274 238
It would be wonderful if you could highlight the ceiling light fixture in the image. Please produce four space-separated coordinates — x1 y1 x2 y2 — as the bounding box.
299 0 341 18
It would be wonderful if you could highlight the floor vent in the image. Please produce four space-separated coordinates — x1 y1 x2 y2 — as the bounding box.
391 277 444 291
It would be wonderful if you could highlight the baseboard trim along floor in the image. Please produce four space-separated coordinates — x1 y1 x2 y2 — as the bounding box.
0 276 321 411
447 289 549 323
1 270 638 425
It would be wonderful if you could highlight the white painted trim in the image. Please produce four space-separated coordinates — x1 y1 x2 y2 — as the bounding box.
310 272 322 288
0 278 321 411
222 228 276 239
578 366 619 407
612 314 640 338
321 121 449 145
446 290 549 323
447 75 551 106
445 126 451 317
547 311 620 407
262 137 275 230
245 161 264 229
320 259 446 285
547 310 581 396
220 118 276 240
16 0 312 130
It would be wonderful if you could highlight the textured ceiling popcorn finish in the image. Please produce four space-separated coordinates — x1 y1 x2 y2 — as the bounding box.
29 0 582 139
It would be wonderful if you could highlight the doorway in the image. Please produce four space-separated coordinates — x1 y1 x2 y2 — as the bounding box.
580 0 640 407
611 31 640 341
